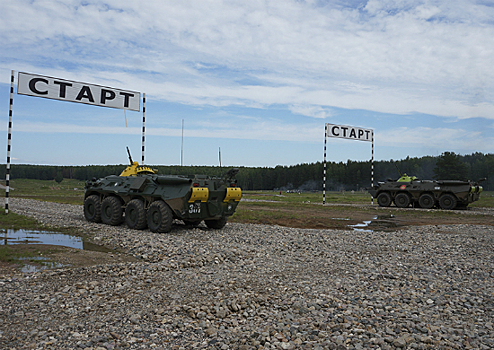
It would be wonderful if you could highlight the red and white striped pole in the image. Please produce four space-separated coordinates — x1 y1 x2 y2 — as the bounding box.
5 70 14 214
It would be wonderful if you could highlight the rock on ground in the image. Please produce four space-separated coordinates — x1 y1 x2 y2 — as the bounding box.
0 198 493 349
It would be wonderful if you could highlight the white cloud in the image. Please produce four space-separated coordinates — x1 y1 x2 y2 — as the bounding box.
1 0 494 166
2 0 494 120
289 105 334 119
379 126 494 153
7 118 323 143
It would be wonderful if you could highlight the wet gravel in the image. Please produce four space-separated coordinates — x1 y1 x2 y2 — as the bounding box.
1 198 494 349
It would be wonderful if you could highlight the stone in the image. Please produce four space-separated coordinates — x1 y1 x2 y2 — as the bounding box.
2 198 493 350
393 337 407 348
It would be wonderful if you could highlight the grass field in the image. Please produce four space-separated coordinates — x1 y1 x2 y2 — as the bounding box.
237 189 494 207
1 178 86 205
1 178 492 206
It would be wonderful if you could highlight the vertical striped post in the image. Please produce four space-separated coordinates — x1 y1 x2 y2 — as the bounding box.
323 123 327 205
5 70 14 214
141 93 146 164
371 131 374 205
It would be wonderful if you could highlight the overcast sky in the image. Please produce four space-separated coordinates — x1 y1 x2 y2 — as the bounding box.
0 0 493 167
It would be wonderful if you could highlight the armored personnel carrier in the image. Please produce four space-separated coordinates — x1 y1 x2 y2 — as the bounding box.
368 173 484 210
84 149 242 232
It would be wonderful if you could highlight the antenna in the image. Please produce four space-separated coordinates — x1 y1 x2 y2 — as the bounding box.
219 147 222 168
181 119 184 166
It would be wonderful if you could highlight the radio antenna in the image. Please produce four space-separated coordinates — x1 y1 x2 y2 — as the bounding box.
181 119 184 166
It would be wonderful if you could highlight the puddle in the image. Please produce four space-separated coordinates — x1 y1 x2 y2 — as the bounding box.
1 229 84 249
18 257 64 273
1 229 115 273
1 229 114 252
350 221 372 232
349 215 401 232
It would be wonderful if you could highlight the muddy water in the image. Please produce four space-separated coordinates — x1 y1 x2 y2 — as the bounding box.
1 229 113 273
349 214 402 232
1 229 84 248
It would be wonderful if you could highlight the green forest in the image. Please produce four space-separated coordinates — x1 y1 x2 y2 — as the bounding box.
1 152 493 191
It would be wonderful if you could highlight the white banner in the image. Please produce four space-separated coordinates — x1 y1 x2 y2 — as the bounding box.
17 72 141 111
326 123 373 142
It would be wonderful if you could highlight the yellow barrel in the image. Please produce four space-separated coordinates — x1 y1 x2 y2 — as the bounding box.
188 187 209 203
224 187 242 202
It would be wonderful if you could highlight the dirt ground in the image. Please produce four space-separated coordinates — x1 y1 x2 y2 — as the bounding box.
236 203 494 231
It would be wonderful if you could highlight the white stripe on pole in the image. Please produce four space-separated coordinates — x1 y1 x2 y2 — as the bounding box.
142 93 146 164
5 70 14 214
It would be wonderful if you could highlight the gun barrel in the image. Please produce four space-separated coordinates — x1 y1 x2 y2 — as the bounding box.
394 163 402 176
126 147 133 165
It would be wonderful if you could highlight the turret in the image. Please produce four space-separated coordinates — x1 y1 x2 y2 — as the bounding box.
119 147 156 176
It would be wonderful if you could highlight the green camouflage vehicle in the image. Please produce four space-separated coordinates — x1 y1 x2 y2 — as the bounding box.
84 149 242 232
368 173 484 210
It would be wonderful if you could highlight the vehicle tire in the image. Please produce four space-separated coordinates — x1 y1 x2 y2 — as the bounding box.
125 199 147 230
394 193 411 208
439 194 457 210
101 196 123 225
84 195 101 223
205 216 228 229
147 200 173 233
183 219 202 227
377 192 392 207
418 193 435 209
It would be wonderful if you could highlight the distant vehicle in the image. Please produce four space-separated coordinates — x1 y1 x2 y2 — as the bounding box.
83 148 242 232
368 173 484 210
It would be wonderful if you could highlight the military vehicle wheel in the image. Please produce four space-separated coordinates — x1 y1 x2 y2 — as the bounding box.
84 195 102 223
125 199 147 230
377 192 392 207
418 193 435 209
147 201 173 233
205 216 227 229
439 194 457 210
183 220 202 227
101 196 123 225
394 193 411 208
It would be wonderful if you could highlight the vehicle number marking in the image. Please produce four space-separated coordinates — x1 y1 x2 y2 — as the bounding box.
189 203 201 214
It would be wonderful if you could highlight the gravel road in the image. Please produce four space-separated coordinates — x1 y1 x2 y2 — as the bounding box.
1 198 493 350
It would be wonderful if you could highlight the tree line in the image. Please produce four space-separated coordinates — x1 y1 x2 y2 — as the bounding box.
1 152 493 191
